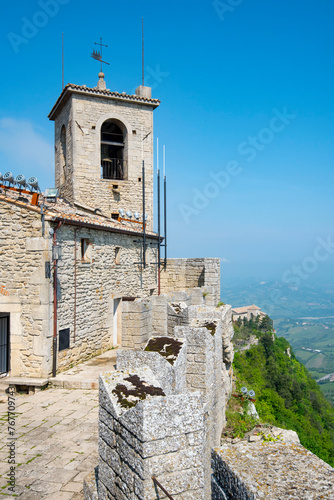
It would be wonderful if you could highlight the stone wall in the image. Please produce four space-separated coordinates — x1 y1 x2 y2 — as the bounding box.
121 299 153 350
96 368 205 499
54 97 74 203
211 440 334 499
167 301 189 336
84 292 234 500
160 258 221 305
56 224 158 371
151 295 168 337
0 196 159 377
0 198 53 378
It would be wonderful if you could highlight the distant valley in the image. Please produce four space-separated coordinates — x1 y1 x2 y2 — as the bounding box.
221 279 334 405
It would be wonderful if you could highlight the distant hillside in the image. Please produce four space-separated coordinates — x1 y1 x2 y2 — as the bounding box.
221 279 334 319
222 278 334 405
233 317 334 467
275 318 334 405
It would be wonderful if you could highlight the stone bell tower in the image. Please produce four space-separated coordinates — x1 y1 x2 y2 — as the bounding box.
48 73 160 230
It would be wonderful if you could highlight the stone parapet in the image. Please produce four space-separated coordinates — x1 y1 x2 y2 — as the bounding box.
97 369 205 499
116 334 187 396
121 298 153 350
160 258 221 305
212 440 334 499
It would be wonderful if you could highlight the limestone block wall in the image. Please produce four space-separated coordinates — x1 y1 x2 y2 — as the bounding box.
56 225 157 372
54 98 74 202
0 199 53 378
167 302 189 336
173 325 215 498
211 441 334 499
121 299 153 350
163 288 204 307
150 294 168 336
160 258 221 305
187 304 234 444
97 369 205 499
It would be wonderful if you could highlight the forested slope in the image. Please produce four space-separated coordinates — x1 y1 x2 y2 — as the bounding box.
233 317 334 467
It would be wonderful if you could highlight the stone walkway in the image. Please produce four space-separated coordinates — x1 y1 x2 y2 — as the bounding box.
49 349 117 390
0 388 99 499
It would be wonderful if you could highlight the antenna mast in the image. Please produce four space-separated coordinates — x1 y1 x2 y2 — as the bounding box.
157 138 161 293
62 32 64 90
142 18 145 86
163 145 167 268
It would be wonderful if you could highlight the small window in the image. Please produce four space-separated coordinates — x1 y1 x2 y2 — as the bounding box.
60 125 66 166
81 239 91 264
111 213 119 220
115 247 121 265
59 328 70 351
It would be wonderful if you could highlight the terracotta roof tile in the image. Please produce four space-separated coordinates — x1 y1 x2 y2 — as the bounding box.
0 186 158 238
232 305 261 314
48 83 160 120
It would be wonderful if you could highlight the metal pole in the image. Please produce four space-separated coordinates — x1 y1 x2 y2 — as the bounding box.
142 18 145 86
52 222 62 377
62 33 64 90
100 37 103 73
157 138 161 293
142 161 146 269
74 228 77 343
163 145 167 268
152 476 175 500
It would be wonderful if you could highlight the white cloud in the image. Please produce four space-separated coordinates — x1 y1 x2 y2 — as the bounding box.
221 257 230 263
0 118 53 187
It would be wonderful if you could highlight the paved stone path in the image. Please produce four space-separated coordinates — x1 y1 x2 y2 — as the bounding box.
0 388 99 499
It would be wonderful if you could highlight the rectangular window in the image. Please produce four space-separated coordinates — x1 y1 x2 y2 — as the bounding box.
0 313 10 375
115 247 121 265
81 239 91 264
59 328 70 351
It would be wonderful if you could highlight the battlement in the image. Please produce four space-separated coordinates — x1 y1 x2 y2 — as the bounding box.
83 264 334 499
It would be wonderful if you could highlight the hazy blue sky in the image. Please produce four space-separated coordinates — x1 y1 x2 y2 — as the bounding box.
1 0 334 287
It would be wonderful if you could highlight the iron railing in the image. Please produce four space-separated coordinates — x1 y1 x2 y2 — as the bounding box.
101 158 125 180
152 476 175 500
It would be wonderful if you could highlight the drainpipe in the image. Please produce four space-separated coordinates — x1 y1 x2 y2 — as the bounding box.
74 228 77 343
52 221 62 377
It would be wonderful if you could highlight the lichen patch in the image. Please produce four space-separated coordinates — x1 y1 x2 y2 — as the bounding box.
112 374 165 409
145 336 183 365
202 321 217 335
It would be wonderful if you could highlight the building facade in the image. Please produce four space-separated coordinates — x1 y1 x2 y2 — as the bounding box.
0 75 160 379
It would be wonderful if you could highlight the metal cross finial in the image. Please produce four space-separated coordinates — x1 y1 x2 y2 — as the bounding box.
91 37 110 72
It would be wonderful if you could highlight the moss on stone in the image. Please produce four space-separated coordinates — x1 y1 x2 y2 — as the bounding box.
145 336 183 365
170 303 183 314
112 374 165 409
202 321 217 336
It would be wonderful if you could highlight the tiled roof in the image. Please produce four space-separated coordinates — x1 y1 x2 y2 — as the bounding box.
232 306 249 314
0 186 158 239
232 304 261 314
48 83 160 120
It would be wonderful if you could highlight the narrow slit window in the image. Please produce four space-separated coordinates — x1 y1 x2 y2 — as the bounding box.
81 239 91 264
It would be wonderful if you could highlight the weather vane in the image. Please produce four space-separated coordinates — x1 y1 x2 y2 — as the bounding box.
91 37 110 72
